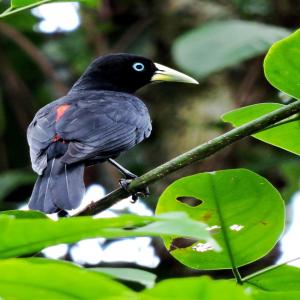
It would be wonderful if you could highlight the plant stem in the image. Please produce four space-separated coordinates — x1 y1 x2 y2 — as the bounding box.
77 100 300 216
242 256 300 282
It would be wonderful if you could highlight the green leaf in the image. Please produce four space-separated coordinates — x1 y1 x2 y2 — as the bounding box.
0 211 213 258
245 265 300 300
0 210 47 219
9 0 99 8
172 20 290 79
222 103 300 156
156 169 284 270
0 258 135 299
0 170 36 201
141 276 252 300
11 0 33 7
264 29 300 100
92 268 156 288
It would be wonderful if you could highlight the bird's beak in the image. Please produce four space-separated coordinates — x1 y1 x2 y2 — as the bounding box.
151 63 198 84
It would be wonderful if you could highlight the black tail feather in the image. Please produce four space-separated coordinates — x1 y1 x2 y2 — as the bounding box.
29 158 85 214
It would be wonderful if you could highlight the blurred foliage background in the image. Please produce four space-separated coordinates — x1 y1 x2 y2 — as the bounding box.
0 0 300 280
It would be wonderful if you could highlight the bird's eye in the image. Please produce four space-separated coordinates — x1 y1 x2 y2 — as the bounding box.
132 62 145 72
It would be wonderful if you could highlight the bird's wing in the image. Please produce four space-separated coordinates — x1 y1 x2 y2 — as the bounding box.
27 92 152 173
27 101 58 175
56 92 152 164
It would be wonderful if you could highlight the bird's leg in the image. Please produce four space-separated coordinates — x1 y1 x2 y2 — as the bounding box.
108 158 137 179
108 158 149 202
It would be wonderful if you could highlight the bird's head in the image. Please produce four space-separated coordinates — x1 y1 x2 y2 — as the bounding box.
71 53 198 93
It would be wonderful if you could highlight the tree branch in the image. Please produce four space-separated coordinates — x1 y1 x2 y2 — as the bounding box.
77 100 300 216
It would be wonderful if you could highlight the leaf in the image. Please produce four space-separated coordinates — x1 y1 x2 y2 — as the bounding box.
0 211 213 258
264 29 300 100
172 20 290 79
245 265 300 300
0 258 135 299
0 170 36 201
156 169 284 270
222 103 300 156
0 210 47 219
141 276 252 300
11 0 51 9
8 0 99 11
92 268 156 288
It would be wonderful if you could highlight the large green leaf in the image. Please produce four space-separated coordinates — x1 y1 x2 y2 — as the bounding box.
222 103 300 156
156 169 284 270
264 29 300 100
92 267 156 288
0 258 135 300
141 276 252 300
0 211 213 258
245 265 300 300
0 258 253 300
172 20 289 79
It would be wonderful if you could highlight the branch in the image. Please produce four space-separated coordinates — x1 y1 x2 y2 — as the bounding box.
77 100 300 216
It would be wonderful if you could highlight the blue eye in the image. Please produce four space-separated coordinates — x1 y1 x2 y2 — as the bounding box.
132 62 145 72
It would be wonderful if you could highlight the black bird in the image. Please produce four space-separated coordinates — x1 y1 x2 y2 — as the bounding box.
27 53 198 213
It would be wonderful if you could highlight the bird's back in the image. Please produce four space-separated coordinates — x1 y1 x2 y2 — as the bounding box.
27 90 152 175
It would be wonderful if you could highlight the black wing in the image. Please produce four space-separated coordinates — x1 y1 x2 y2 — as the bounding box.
27 91 152 174
27 100 58 175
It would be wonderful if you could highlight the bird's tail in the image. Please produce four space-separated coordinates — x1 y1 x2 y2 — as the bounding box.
28 158 85 214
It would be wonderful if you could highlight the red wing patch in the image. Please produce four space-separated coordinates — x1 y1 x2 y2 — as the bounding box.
52 134 62 142
56 104 71 122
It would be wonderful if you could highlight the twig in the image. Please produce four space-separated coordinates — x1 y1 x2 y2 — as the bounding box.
77 100 300 216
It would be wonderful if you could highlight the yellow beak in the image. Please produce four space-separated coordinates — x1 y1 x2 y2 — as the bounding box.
151 63 198 84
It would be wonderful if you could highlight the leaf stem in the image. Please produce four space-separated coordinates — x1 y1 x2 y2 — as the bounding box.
208 175 243 285
77 100 300 216
0 0 52 18
242 256 300 282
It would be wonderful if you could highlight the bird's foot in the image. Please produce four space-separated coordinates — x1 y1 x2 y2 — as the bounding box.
57 210 69 218
119 178 150 203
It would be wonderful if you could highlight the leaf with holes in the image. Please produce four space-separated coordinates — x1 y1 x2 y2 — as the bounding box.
264 29 300 100
222 103 300 156
156 169 285 270
172 20 289 79
245 265 300 300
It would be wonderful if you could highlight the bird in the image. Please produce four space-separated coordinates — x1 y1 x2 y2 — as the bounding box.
27 53 198 214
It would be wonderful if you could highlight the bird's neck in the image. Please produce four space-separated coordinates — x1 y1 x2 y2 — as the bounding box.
69 72 135 94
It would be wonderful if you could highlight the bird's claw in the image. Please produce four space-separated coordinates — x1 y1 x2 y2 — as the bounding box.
119 179 150 203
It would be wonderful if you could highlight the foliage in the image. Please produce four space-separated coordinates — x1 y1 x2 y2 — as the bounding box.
172 20 290 79
0 211 213 259
222 103 300 156
0 0 300 299
156 169 284 270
